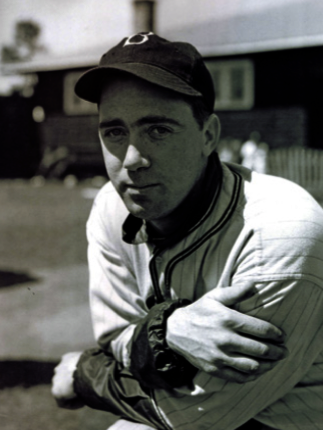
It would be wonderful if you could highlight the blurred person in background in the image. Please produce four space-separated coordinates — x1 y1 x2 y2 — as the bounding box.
241 132 269 174
52 33 323 430
218 136 242 164
240 131 260 170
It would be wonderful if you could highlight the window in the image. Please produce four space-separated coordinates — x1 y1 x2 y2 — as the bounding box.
205 59 254 110
63 71 98 115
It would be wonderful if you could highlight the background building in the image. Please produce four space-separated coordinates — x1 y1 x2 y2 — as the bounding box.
1 0 323 178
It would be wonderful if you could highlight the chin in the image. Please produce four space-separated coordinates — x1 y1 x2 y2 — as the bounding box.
121 187 177 218
125 200 170 221
124 200 154 219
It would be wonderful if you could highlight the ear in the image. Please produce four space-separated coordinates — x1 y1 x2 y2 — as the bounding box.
202 114 221 157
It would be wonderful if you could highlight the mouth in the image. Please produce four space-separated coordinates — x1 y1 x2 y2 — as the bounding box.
126 183 158 190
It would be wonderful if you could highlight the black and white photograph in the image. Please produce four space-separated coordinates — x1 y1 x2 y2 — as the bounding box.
0 1 323 429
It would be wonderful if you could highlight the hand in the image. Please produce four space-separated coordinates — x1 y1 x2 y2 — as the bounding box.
166 283 288 383
51 351 85 409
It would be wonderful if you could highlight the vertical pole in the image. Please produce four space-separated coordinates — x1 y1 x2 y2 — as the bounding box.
133 0 156 33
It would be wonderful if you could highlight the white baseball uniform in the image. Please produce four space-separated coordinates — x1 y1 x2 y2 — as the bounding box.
75 161 323 430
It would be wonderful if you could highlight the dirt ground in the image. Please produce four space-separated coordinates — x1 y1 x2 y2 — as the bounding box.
0 179 117 430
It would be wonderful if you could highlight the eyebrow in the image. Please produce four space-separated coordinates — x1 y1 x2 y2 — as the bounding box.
99 119 124 129
99 115 183 129
135 115 182 127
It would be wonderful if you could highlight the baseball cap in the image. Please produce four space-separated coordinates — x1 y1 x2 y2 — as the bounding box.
74 32 215 110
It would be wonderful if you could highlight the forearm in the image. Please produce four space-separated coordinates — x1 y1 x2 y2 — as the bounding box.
73 347 167 429
73 347 127 412
73 299 197 411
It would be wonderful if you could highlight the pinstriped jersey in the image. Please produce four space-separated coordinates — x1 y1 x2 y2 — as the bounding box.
87 162 323 430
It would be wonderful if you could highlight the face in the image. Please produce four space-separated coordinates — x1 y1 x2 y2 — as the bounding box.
98 75 217 222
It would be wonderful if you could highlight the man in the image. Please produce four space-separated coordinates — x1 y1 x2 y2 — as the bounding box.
52 33 323 430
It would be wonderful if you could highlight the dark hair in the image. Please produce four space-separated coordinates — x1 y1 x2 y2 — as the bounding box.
184 96 214 129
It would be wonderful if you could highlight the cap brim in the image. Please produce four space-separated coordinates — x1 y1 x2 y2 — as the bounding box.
74 63 202 103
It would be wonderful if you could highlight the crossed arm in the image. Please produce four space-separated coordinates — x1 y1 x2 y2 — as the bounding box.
52 205 323 428
52 276 323 430
51 279 288 404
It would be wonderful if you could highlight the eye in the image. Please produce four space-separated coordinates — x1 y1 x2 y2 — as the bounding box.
102 127 127 141
148 126 172 139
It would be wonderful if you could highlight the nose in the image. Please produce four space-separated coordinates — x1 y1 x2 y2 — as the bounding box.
123 143 151 171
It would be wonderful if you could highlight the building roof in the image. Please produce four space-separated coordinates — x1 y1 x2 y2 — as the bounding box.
166 0 323 57
1 43 113 75
2 0 323 74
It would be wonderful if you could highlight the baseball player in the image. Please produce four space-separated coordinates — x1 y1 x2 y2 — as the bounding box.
52 33 323 430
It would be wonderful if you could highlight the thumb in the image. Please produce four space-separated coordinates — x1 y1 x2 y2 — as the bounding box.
209 282 255 307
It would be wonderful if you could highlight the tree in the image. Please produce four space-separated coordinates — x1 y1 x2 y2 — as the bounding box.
1 20 43 63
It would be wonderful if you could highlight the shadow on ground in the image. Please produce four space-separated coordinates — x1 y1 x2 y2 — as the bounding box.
0 360 58 388
0 270 39 288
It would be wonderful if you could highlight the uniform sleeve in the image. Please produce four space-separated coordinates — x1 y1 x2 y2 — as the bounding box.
86 191 147 368
154 278 323 430
235 278 323 429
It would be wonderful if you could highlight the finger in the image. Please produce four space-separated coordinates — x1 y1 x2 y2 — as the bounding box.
211 282 256 307
209 366 260 384
229 310 285 342
226 356 281 375
230 335 289 361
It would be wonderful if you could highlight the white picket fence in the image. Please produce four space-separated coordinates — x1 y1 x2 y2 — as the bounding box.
267 147 323 199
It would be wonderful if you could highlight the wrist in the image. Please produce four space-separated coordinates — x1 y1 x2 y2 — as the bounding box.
130 299 198 389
